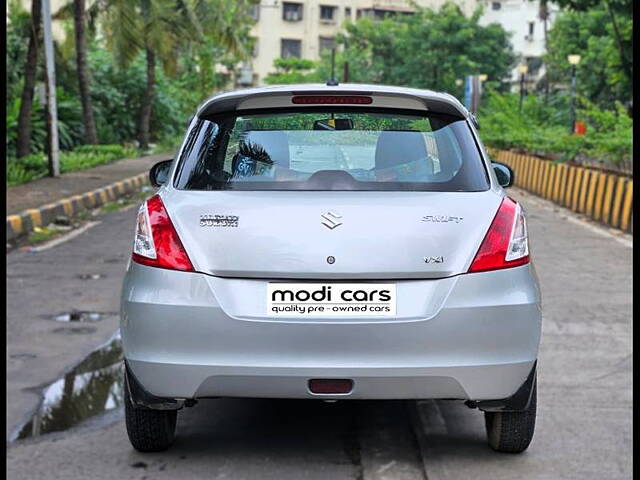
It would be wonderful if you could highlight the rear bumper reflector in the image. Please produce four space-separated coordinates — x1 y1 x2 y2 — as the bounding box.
308 379 354 394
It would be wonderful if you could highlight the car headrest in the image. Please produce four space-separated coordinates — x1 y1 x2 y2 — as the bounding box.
375 131 430 172
239 130 290 168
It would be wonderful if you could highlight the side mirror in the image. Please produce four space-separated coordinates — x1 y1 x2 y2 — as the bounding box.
149 159 173 187
492 162 513 188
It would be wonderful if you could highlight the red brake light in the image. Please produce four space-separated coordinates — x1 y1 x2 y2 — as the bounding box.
291 95 373 105
131 194 194 272
468 197 530 273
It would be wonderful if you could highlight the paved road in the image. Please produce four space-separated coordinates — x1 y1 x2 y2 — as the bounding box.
6 188 632 480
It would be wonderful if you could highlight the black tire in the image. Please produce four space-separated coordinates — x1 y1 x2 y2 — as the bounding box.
124 376 177 452
484 382 536 453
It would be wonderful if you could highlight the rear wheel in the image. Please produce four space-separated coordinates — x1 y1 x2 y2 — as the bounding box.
484 382 536 453
124 374 177 452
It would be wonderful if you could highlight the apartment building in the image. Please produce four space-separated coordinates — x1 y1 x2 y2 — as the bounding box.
478 0 559 85
243 0 557 88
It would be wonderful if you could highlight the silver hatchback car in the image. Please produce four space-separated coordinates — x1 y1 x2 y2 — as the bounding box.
121 83 541 453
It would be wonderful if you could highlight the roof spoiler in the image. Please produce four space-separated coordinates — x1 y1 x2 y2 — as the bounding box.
197 87 469 120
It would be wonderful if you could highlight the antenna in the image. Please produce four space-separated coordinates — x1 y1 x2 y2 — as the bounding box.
327 48 338 86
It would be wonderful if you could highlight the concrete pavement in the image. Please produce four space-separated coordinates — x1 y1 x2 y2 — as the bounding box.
6 154 170 215
6 154 171 241
6 187 632 479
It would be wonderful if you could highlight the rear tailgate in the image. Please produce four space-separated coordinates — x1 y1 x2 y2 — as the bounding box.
163 189 502 280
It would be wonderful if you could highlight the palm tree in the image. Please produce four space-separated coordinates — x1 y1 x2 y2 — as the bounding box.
103 0 255 149
103 0 182 149
73 0 99 144
16 0 42 158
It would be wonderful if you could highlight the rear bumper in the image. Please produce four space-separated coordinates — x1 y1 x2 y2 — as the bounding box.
120 262 542 401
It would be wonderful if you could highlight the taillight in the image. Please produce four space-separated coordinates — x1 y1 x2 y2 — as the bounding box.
468 197 529 273
131 194 194 272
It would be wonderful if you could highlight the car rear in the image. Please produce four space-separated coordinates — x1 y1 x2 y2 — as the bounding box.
121 84 541 452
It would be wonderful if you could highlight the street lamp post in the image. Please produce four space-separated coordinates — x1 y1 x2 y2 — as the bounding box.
478 74 488 110
41 0 60 177
568 54 581 134
518 64 528 111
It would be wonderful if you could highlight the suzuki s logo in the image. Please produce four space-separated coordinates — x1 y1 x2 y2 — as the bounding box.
321 211 343 230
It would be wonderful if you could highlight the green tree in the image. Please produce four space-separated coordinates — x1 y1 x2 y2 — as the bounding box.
551 0 632 87
543 2 632 108
315 2 515 97
6 1 31 107
102 0 199 149
102 0 255 149
177 0 257 99
73 0 99 143
15 0 42 158
263 58 321 85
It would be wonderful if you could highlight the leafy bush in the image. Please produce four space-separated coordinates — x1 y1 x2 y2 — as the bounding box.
152 133 185 156
6 0 31 107
6 87 86 157
576 98 632 165
6 96 48 158
6 163 38 185
478 90 632 166
7 144 136 186
88 47 188 146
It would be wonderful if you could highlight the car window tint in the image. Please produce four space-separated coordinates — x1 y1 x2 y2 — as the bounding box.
174 109 489 192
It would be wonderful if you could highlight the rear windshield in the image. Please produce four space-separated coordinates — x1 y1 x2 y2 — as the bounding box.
173 109 489 191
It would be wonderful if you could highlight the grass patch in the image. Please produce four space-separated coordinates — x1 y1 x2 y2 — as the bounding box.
7 144 138 186
152 134 183 156
101 200 132 212
27 226 68 244
100 190 152 213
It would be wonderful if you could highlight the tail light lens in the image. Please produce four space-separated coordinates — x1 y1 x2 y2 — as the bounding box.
468 197 529 273
131 194 194 272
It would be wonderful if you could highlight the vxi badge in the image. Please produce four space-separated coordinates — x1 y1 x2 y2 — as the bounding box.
424 256 444 263
267 283 396 317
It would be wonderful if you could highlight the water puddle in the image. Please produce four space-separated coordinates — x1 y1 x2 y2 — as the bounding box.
13 331 124 441
10 353 37 360
53 310 108 322
76 273 105 280
52 326 98 335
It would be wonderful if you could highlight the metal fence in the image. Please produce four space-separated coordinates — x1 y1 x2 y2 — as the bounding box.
489 149 633 234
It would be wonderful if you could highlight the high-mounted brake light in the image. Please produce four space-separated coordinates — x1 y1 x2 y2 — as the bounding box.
468 197 529 273
291 95 373 105
131 194 194 272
